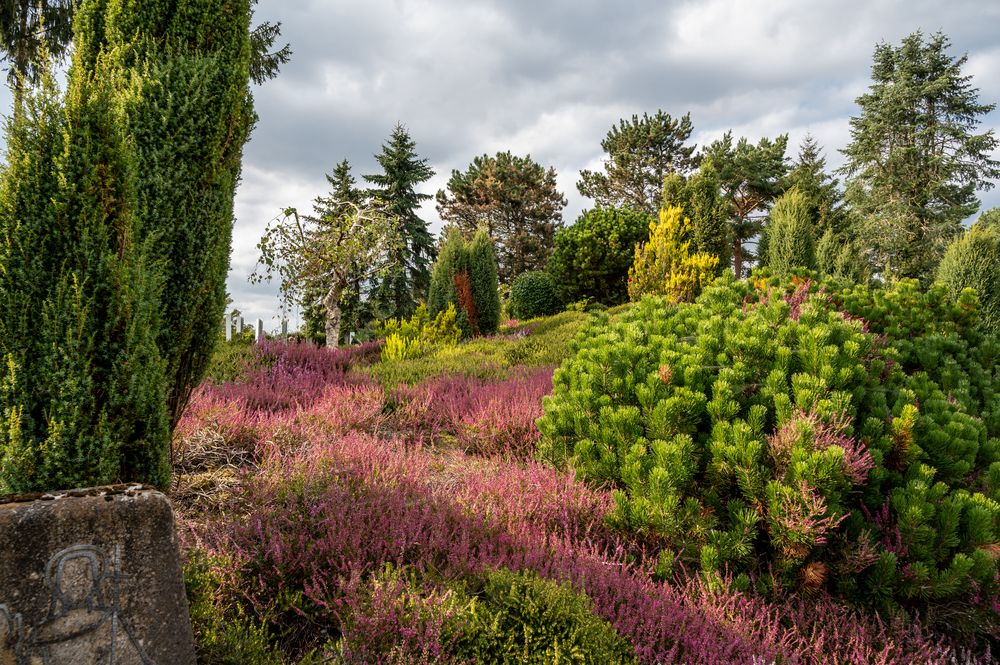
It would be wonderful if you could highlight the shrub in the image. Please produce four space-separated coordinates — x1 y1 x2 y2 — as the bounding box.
547 208 652 305
539 274 1000 634
936 223 1000 335
376 303 461 361
766 187 816 276
627 206 718 303
428 227 501 337
448 568 636 664
510 271 561 320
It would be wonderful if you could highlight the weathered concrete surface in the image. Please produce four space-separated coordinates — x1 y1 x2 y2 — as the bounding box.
0 485 195 665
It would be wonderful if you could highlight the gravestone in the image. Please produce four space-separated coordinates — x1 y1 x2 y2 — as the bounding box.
255 318 264 343
281 319 288 342
0 485 196 665
224 313 232 342
237 316 244 337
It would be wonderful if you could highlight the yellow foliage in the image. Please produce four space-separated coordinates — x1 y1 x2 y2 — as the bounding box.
378 304 462 361
627 206 719 303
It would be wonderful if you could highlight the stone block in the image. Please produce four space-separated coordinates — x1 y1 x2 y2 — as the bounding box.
0 485 195 665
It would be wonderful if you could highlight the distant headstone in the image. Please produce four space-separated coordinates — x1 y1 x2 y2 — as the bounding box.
255 318 264 343
224 313 232 342
236 316 244 336
0 485 196 664
281 319 288 342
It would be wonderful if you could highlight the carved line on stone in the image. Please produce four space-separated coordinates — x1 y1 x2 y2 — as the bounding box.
0 544 157 665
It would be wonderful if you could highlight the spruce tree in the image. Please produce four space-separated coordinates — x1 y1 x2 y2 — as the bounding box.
0 56 168 492
73 0 255 427
786 135 847 237
841 31 1000 282
365 124 435 320
766 187 816 276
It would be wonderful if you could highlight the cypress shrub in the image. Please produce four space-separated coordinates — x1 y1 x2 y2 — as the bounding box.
468 228 501 335
0 61 169 492
509 271 560 320
936 223 1000 335
74 0 254 427
766 187 816 276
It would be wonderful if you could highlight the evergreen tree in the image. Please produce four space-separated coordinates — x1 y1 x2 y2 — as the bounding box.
661 160 732 272
365 124 435 320
468 228 501 335
0 54 168 492
0 0 75 95
628 207 719 303
841 31 1000 282
436 151 565 284
73 0 255 427
703 132 789 277
786 135 847 237
766 187 816 276
578 110 698 216
936 222 1000 335
547 207 651 306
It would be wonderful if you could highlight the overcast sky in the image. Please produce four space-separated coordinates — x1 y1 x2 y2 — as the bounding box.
13 0 1000 329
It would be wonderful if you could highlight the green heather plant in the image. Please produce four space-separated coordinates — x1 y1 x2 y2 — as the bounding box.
539 274 1000 634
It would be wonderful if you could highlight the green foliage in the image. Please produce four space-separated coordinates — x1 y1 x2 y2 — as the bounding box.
766 187 816 276
627 207 719 303
0 47 169 492
427 228 501 337
815 228 870 283
185 551 284 665
510 271 561 320
375 304 461 361
547 208 652 306
72 0 255 427
661 161 731 271
977 207 1000 231
365 124 436 320
936 224 1000 335
0 1 75 94
436 152 566 284
469 228 501 335
578 110 697 216
448 568 636 665
539 275 1000 630
702 132 789 277
841 31 1000 283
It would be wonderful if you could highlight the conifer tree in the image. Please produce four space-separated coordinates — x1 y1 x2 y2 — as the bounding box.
841 31 1000 282
468 228 501 335
427 228 499 337
365 124 435 320
436 152 565 284
936 220 1000 335
662 160 731 272
786 135 847 237
702 132 788 277
766 187 816 276
73 0 255 427
578 110 698 216
0 0 75 95
0 54 168 492
628 206 719 303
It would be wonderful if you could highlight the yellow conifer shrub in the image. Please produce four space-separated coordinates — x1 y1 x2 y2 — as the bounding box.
627 206 719 303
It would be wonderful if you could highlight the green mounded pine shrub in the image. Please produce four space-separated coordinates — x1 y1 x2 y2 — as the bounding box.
546 207 652 306
936 222 1000 336
0 54 170 492
538 273 1000 635
510 271 561 320
766 187 816 276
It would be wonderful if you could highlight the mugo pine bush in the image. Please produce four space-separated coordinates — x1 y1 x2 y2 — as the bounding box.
538 274 1000 637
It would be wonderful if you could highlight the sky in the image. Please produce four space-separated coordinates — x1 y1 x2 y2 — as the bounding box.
7 0 1000 330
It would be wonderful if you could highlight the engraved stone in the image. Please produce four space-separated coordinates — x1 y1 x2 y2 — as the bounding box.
0 485 196 664
255 318 264 342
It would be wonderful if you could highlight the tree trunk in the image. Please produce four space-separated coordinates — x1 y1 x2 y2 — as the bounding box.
323 283 344 348
733 237 744 279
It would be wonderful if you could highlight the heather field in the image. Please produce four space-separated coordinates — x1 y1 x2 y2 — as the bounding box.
172 307 992 665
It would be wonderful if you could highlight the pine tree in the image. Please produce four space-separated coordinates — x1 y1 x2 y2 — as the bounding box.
0 54 168 492
841 31 1000 282
74 0 255 427
578 110 698 216
786 135 847 237
436 152 565 284
703 132 789 277
365 124 435 320
766 187 816 276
